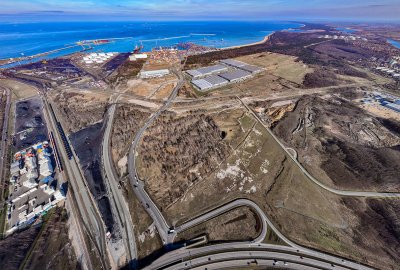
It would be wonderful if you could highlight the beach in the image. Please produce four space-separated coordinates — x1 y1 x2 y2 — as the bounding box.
221 33 273 50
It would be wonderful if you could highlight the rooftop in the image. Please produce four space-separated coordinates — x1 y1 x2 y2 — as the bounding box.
239 64 264 73
186 64 228 78
220 59 247 68
219 70 252 81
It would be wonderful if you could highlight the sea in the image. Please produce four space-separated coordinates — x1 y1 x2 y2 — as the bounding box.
0 21 301 61
388 39 400 49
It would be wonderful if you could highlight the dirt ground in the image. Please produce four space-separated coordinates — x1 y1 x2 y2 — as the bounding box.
0 208 79 270
24 208 80 270
268 94 400 192
151 81 177 100
236 53 313 85
0 224 41 270
124 74 177 98
49 89 110 133
0 79 38 100
175 207 260 243
138 105 400 269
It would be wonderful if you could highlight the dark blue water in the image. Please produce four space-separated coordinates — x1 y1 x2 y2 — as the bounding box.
388 39 400 49
0 21 300 60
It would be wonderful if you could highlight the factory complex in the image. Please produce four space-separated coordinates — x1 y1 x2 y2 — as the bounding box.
187 59 264 91
361 91 400 113
82 52 116 65
6 140 65 233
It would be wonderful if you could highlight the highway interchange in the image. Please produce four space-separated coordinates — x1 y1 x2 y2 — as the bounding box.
5 60 398 270
119 65 379 269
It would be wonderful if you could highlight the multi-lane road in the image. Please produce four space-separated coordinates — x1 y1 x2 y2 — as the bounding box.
121 67 379 270
145 242 373 270
43 97 108 270
103 97 138 268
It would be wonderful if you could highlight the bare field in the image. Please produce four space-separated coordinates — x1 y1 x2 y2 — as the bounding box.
270 94 400 192
125 74 177 98
24 208 80 270
139 108 399 269
0 79 38 100
49 89 111 133
151 81 177 100
360 103 400 121
175 206 260 243
235 52 313 85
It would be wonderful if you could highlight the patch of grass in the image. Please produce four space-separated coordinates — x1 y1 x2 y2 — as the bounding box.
263 229 286 246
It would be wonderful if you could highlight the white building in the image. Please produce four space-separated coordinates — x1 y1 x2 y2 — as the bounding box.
129 54 148 61
140 69 170 79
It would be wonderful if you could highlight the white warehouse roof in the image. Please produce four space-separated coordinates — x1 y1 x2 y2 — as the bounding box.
219 70 252 82
186 64 228 78
239 65 264 74
192 79 213 91
203 75 229 86
220 59 247 68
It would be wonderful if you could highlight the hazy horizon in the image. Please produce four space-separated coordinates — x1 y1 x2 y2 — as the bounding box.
1 0 399 23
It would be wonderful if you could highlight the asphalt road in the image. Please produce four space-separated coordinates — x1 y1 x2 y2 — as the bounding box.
0 86 10 200
103 100 138 268
174 199 268 244
145 242 373 270
239 97 400 198
43 97 108 269
127 68 185 245
123 69 377 270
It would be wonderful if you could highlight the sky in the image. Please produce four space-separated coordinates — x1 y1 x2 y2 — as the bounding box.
1 0 399 22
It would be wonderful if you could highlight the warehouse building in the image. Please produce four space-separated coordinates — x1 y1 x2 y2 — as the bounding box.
384 103 400 113
239 65 264 74
219 59 247 68
219 70 253 83
140 69 170 78
192 75 229 91
186 64 228 78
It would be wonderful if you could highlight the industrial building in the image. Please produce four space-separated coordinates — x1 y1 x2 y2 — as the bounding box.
6 140 61 232
189 59 264 91
239 65 264 74
140 69 170 79
82 52 115 65
219 70 253 83
384 103 400 113
186 64 228 78
192 75 229 91
129 54 148 61
219 59 247 68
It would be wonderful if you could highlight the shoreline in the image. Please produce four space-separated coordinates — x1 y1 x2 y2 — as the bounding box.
1 31 280 69
221 33 273 50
